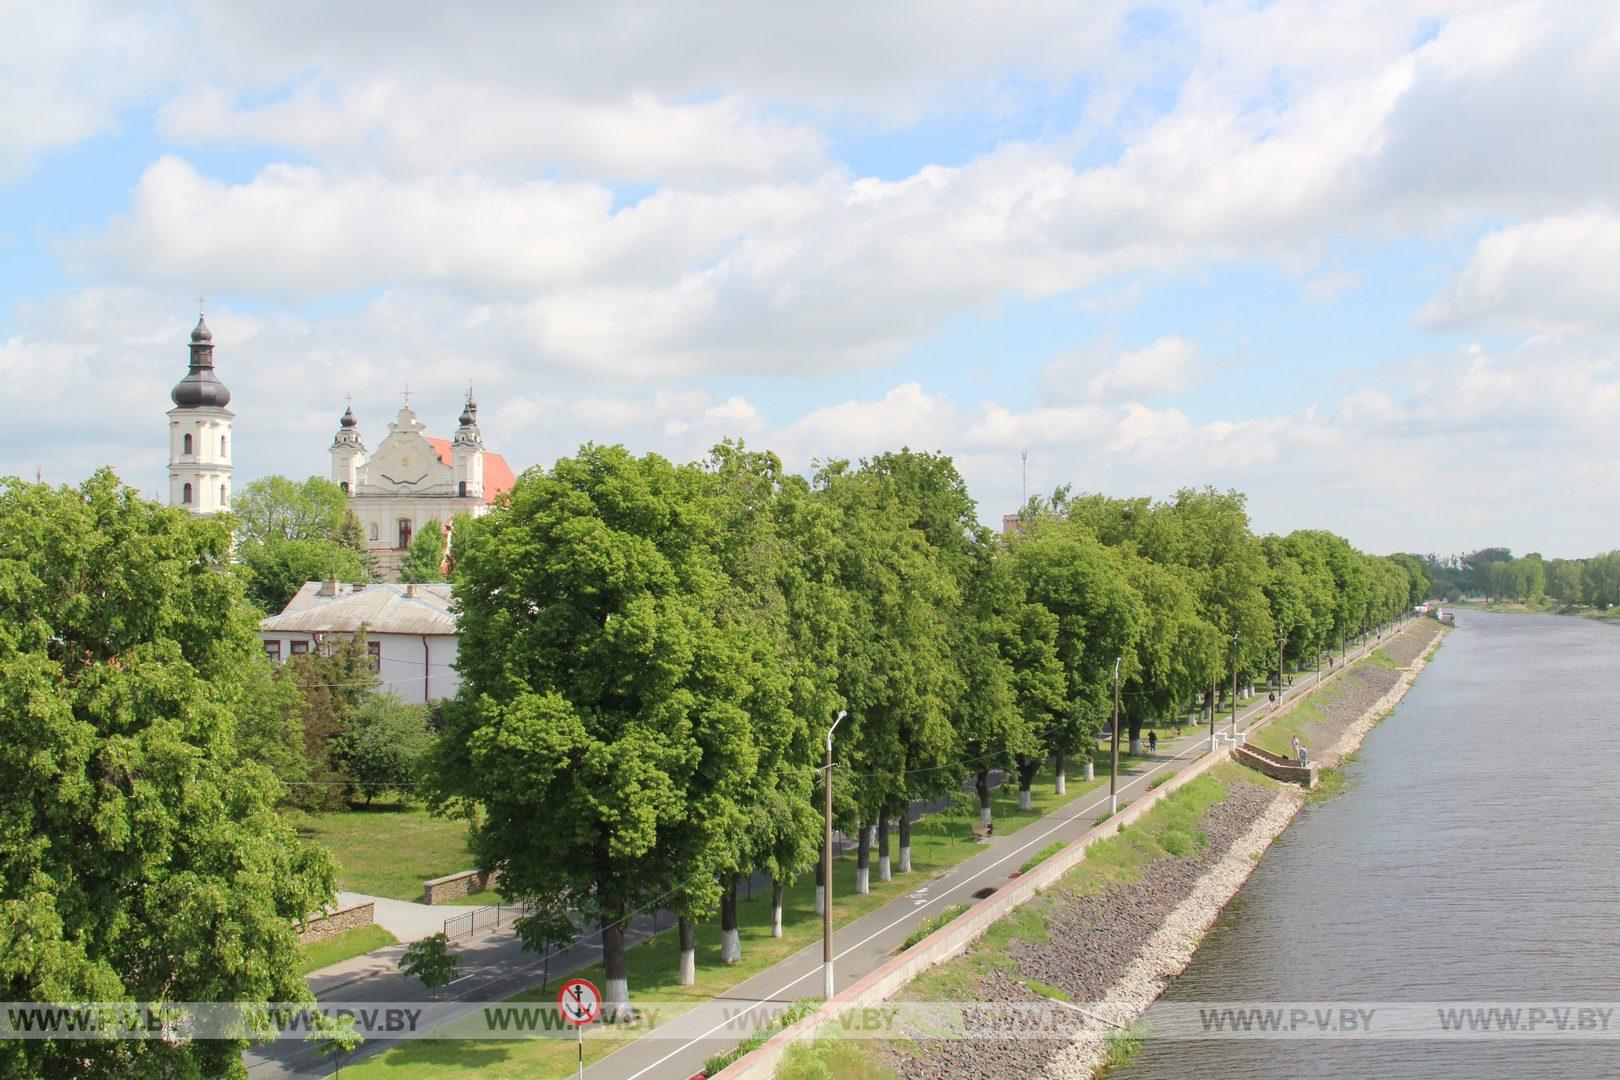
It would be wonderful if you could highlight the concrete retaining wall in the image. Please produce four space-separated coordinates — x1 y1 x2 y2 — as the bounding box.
713 617 1419 1080
422 868 502 905
297 900 375 945
1234 744 1318 788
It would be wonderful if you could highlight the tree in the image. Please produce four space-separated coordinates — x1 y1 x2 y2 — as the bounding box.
336 693 433 804
427 445 768 1022
0 470 335 1079
398 932 459 998
310 1011 364 1077
238 537 369 614
278 633 380 809
399 520 447 583
514 904 578 994
232 475 371 611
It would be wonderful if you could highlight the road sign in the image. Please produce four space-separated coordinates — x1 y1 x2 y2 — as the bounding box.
558 978 601 1026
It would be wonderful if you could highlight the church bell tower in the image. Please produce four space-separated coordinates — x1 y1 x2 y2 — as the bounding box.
167 305 234 514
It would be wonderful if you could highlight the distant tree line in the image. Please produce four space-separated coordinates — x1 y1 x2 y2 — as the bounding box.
1415 548 1620 608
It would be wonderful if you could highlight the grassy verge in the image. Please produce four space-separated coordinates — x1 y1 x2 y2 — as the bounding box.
1018 842 1066 874
285 803 474 901
900 904 967 951
776 1037 898 1079
299 924 397 975
345 759 1120 1079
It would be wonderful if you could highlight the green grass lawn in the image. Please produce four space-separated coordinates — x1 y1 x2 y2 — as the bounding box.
299 924 398 975
286 803 475 901
343 758 1130 1079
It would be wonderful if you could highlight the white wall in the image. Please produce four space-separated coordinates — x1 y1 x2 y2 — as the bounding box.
257 630 460 705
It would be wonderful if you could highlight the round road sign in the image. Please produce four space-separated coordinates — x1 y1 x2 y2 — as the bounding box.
558 978 601 1026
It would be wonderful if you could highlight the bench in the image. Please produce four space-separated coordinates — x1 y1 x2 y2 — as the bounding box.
971 821 994 840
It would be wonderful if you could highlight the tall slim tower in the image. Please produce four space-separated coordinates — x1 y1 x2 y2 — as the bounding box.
451 389 484 501
167 309 233 514
330 400 366 493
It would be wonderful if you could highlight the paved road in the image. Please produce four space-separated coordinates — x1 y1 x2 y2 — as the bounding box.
244 622 1411 1079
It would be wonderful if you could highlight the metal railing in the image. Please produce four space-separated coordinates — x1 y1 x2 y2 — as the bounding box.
442 901 528 942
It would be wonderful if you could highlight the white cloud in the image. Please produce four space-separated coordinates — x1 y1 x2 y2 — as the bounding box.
1421 210 1620 336
1043 335 1202 403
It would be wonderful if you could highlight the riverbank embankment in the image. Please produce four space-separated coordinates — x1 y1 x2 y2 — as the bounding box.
859 620 1447 1080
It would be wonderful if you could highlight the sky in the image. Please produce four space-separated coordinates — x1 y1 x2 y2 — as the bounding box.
2 1 1617 558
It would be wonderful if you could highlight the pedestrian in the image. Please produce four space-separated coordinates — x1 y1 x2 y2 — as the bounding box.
1291 736 1301 760
1148 730 1158 755
1298 744 1309 766
1268 691 1275 703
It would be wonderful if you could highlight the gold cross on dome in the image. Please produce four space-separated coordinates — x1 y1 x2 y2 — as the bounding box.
197 293 206 315
401 384 413 408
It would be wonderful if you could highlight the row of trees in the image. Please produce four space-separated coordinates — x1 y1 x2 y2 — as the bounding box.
425 443 1424 1020
1419 548 1620 608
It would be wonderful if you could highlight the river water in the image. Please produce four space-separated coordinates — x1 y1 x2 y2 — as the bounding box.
1120 610 1620 1079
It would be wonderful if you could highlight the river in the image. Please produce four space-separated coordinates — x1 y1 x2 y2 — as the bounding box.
1119 609 1620 1079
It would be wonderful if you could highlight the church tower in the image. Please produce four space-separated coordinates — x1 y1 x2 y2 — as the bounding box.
167 309 233 514
451 389 484 501
330 401 367 493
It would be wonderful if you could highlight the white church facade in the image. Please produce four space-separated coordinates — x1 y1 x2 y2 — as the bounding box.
165 311 517 580
329 392 516 578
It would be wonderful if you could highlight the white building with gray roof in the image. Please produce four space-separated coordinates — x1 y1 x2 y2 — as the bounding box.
258 580 459 704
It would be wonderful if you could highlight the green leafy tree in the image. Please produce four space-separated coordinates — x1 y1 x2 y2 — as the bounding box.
0 470 335 1079
398 520 447 582
238 537 369 614
278 633 380 809
513 903 578 993
336 693 433 804
233 475 371 610
427 445 769 1021
398 932 459 998
310 1011 364 1077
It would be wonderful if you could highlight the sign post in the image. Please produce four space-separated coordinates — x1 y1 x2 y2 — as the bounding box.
558 977 601 1079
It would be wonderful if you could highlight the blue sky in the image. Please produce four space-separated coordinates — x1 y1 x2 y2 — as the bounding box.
2 1 1618 556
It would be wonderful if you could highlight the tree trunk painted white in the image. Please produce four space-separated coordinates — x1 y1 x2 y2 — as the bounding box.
897 845 911 873
605 978 631 1023
980 805 993 825
771 880 783 939
1055 754 1067 795
814 884 825 916
877 815 891 883
855 866 869 893
1130 737 1142 756
879 854 891 882
677 916 695 986
720 928 741 964
1084 761 1095 782
897 813 912 874
1017 789 1032 811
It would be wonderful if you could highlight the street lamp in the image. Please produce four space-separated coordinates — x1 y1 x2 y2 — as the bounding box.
1109 656 1122 814
822 710 845 1001
1230 632 1239 739
1276 624 1286 709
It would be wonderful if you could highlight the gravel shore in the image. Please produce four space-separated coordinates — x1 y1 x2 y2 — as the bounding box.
875 620 1446 1080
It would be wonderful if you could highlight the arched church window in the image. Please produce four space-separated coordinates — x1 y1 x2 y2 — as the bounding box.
182 433 193 455
458 480 467 497
220 435 228 455
182 482 192 504
219 484 227 506
368 522 378 541
398 519 413 550
341 481 350 494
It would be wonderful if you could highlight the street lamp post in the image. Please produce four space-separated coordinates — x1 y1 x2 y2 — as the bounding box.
822 710 845 1001
1209 676 1217 751
1277 625 1286 709
1230 632 1239 739
1109 657 1121 814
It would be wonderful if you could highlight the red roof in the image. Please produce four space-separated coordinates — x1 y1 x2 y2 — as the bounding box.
425 437 517 504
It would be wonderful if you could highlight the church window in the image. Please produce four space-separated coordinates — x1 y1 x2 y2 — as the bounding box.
220 484 227 506
458 480 467 497
341 481 350 494
368 522 378 541
183 433 193 455
220 435 228 455
398 519 413 550
182 482 192 504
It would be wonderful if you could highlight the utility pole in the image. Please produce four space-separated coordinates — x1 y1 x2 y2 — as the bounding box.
822 710 844 1001
1209 676 1217 751
1109 656 1121 814
1230 631 1239 739
1277 624 1286 709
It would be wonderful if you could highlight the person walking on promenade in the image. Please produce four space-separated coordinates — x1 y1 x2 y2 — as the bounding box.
1148 730 1158 755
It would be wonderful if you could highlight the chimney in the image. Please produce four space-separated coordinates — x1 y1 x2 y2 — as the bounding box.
318 579 340 597
404 583 419 598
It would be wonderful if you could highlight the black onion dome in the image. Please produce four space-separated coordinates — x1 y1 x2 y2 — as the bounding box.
170 314 231 408
459 402 475 427
340 404 358 428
